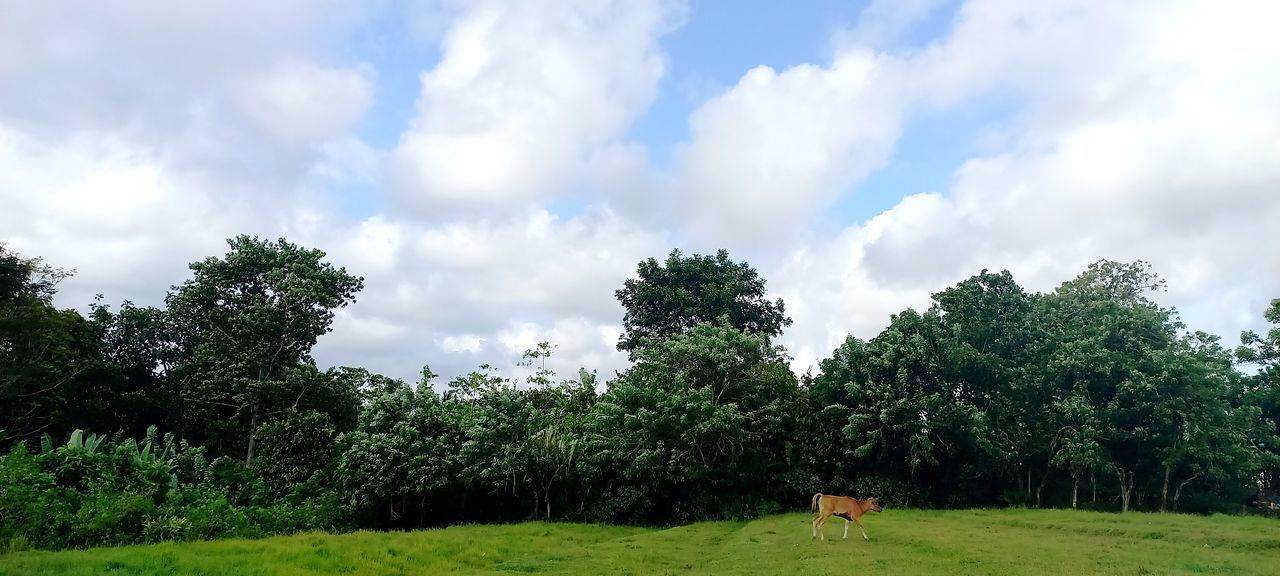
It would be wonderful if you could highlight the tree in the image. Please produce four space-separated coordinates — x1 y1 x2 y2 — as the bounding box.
1150 333 1256 512
586 323 799 522
251 408 339 496
0 245 111 445
824 307 1008 506
614 249 791 357
1238 298 1280 491
0 243 67 305
1034 260 1175 512
453 345 595 521
84 299 177 438
931 270 1038 504
164 236 363 463
335 368 467 527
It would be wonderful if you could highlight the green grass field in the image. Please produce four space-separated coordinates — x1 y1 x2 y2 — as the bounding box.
3 509 1279 575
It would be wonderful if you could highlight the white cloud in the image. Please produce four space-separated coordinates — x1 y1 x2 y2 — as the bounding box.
673 48 906 247
844 0 949 48
0 2 383 332
310 207 665 382
4 0 1278 389
772 0 1280 371
0 1 370 140
392 0 686 210
441 334 486 355
237 63 374 145
498 318 630 384
0 127 234 307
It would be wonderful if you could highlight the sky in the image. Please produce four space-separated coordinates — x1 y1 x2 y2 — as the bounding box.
2 0 1278 385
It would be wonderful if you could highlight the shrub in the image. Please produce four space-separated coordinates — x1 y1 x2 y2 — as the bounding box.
142 515 193 543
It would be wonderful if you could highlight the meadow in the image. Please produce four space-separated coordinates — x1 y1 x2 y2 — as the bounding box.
3 509 1278 575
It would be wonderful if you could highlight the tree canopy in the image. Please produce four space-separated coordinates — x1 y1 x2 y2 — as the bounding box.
614 249 791 356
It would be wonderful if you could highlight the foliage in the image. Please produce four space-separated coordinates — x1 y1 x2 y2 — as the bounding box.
614 249 791 356
164 235 363 464
585 323 799 522
0 245 112 444
0 429 343 551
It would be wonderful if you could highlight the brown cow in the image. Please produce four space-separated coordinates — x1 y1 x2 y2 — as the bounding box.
811 493 882 541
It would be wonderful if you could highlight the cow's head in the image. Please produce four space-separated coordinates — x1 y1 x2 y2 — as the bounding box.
867 497 883 513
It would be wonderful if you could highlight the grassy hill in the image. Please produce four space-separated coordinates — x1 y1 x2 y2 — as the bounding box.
3 509 1278 575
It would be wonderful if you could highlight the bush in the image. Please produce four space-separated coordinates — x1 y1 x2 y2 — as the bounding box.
0 430 346 551
176 492 250 540
3 535 31 555
70 491 156 547
847 476 925 509
0 445 72 549
142 515 193 543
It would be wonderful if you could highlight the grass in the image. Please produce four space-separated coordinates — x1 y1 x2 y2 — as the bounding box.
3 509 1279 575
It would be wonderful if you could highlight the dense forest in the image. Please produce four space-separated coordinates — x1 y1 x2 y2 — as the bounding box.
2 237 1278 551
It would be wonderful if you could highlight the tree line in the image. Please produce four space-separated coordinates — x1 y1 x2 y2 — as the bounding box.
1 238 1278 550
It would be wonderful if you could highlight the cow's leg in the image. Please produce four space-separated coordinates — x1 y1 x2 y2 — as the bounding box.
854 517 869 541
811 515 818 539
816 513 830 540
842 518 850 540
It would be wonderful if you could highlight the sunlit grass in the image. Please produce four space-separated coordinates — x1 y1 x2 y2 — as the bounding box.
4 509 1278 575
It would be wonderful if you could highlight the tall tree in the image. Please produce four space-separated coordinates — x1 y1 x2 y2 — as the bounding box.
85 300 176 438
1034 260 1175 512
614 249 791 357
165 236 363 463
0 245 109 445
931 270 1038 503
1238 298 1280 491
587 323 799 522
1151 333 1256 512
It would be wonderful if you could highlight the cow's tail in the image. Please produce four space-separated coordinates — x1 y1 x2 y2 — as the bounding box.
811 493 823 515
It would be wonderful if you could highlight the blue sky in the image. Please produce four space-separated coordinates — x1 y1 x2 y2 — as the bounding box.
2 0 1277 383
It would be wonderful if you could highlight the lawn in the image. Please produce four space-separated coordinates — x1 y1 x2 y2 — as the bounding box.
3 509 1278 575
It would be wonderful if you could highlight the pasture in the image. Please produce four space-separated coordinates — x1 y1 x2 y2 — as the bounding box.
3 509 1278 575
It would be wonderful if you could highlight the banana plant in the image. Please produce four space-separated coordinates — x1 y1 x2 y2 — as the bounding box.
42 429 106 454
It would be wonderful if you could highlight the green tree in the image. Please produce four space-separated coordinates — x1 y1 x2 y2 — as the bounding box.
335 368 465 527
1034 260 1175 512
1238 298 1280 491
452 345 595 521
250 408 339 496
614 249 791 357
164 236 363 464
931 270 1039 504
587 323 799 522
0 245 113 445
1150 333 1257 512
85 300 177 437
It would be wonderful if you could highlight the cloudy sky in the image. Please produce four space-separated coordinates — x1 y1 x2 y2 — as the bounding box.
3 0 1278 385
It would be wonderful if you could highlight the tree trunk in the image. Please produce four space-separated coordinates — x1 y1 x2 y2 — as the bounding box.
1116 468 1134 513
1036 466 1052 507
1161 464 1171 512
1173 473 1202 511
245 400 260 466
1091 471 1097 504
1072 470 1079 509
